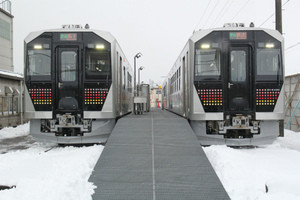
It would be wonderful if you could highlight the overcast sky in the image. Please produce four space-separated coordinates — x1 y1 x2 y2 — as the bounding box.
10 0 300 85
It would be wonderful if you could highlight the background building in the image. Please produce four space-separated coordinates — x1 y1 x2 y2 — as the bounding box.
150 86 162 108
0 0 13 72
285 73 300 132
0 1 24 128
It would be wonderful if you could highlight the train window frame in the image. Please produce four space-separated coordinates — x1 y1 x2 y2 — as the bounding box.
194 48 221 81
230 50 246 82
85 49 111 80
27 49 51 80
256 48 282 81
60 51 77 82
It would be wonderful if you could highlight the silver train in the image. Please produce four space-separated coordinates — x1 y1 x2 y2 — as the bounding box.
24 25 133 144
162 25 284 146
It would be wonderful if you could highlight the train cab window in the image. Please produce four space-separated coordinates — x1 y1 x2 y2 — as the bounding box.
27 50 51 79
230 50 246 82
195 49 220 80
85 51 111 79
61 51 77 81
257 49 281 79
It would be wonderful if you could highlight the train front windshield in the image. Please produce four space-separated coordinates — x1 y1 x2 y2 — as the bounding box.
195 48 221 79
27 49 51 77
85 50 111 79
257 48 281 79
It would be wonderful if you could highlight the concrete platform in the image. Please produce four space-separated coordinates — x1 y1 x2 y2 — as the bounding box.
89 109 230 200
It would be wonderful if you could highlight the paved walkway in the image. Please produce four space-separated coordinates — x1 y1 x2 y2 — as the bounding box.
89 109 230 200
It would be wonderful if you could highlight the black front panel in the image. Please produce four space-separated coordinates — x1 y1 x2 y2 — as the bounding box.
256 84 281 112
84 82 111 111
194 30 283 114
25 33 53 111
226 46 252 113
195 82 223 112
255 31 283 112
56 47 80 113
27 84 52 111
25 31 112 114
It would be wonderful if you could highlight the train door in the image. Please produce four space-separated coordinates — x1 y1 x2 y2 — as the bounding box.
185 52 189 116
55 47 81 114
182 56 186 116
226 46 252 113
117 56 122 114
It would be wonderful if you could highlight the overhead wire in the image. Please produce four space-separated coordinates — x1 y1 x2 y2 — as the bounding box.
210 0 231 28
230 0 250 21
202 0 221 28
195 0 212 30
286 42 300 51
259 0 292 27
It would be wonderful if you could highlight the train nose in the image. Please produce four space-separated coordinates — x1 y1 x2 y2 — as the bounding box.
229 97 249 111
58 97 78 110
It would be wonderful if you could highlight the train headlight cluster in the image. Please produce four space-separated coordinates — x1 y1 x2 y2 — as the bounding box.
87 44 105 49
28 88 52 105
256 88 280 106
84 88 108 105
201 44 211 49
265 43 275 48
96 44 105 49
198 89 223 106
258 42 275 48
33 44 43 49
33 44 50 49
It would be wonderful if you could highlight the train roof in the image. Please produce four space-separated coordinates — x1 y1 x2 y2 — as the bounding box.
24 27 116 44
190 27 283 43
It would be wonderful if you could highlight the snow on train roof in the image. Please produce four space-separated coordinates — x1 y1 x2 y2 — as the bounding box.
24 27 116 44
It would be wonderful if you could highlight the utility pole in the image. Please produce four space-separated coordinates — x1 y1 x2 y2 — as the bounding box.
275 0 282 34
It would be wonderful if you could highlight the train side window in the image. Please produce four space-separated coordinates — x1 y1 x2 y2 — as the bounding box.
230 50 246 82
195 49 220 79
27 49 51 78
257 49 281 79
85 51 111 79
127 72 132 92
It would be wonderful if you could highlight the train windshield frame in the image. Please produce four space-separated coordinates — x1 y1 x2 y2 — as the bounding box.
256 48 282 81
27 49 51 80
85 49 111 80
194 48 221 81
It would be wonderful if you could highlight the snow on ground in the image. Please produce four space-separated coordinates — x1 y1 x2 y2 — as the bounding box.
0 123 30 140
203 129 300 200
1 124 300 200
0 124 103 200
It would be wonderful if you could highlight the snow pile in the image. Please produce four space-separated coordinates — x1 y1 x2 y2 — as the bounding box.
0 123 30 140
203 129 300 200
0 144 103 200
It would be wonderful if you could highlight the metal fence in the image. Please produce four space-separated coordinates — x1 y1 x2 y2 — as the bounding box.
0 0 11 14
0 95 20 128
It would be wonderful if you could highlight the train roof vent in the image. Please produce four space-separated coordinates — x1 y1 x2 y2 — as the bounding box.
223 23 245 28
62 24 83 29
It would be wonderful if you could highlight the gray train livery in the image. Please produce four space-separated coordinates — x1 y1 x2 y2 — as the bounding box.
162 25 284 146
24 25 133 144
